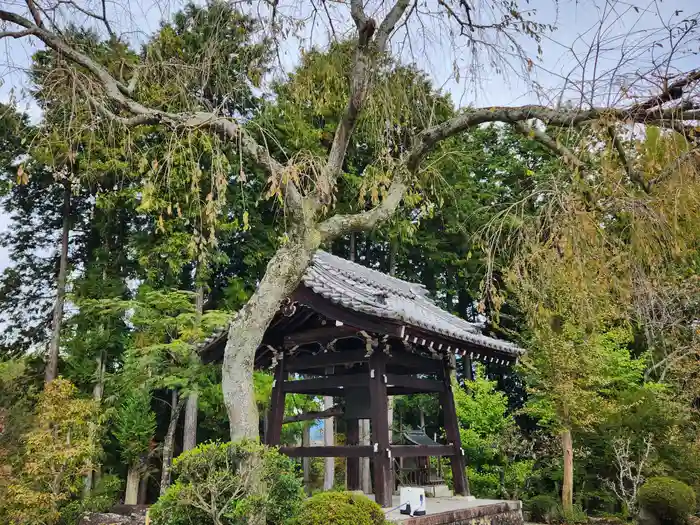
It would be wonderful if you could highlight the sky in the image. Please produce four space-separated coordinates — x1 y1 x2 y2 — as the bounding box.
0 0 698 273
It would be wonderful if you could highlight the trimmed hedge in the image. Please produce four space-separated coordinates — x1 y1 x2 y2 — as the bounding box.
638 477 696 525
291 491 386 525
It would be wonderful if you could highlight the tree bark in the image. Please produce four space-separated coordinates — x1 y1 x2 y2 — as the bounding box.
183 285 204 452
138 474 149 505
160 391 186 495
302 423 311 495
360 419 371 493
561 428 574 513
125 466 140 505
323 393 335 491
45 181 71 384
84 350 106 495
183 391 198 452
222 235 319 441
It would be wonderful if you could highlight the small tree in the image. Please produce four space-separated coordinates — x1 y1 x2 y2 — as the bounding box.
113 389 157 505
4 379 100 524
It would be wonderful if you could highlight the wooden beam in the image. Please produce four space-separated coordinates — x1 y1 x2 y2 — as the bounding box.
347 419 360 490
279 446 374 458
385 374 444 392
283 375 369 394
286 349 368 372
283 325 361 348
283 405 343 424
387 351 443 373
265 359 287 446
390 445 454 458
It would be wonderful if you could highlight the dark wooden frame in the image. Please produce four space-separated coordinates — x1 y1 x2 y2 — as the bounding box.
263 341 470 508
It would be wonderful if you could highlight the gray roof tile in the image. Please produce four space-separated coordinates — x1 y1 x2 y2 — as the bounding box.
302 251 523 356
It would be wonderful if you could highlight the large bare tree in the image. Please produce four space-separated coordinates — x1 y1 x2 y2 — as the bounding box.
2 2 699 479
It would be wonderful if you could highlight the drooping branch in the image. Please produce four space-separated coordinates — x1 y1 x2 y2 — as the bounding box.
512 121 585 171
607 127 650 193
0 8 304 214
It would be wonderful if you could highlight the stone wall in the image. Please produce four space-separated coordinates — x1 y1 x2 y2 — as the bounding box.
398 501 523 525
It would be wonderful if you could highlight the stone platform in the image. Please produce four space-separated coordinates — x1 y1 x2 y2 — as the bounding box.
380 496 523 525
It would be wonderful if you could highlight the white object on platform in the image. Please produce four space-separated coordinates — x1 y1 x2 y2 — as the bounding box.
399 487 426 516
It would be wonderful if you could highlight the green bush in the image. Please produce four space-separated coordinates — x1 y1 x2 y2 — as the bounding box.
291 491 386 525
59 474 122 525
638 477 696 525
551 503 588 524
525 495 559 523
150 440 304 525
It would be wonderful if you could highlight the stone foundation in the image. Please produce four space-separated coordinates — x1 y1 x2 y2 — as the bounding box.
397 501 523 525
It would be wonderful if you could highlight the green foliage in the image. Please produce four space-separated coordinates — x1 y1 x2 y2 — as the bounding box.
525 494 559 523
59 474 122 525
638 478 696 525
150 440 304 525
113 389 156 467
2 379 101 525
550 503 589 524
291 491 386 525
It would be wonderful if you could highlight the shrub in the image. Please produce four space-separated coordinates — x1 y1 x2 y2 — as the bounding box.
59 474 122 525
291 491 386 525
150 440 304 525
638 477 696 525
550 503 588 524
526 495 559 523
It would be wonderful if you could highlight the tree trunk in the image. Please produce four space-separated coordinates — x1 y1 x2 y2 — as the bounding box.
45 181 71 384
222 236 319 441
125 466 140 505
323 393 335 491
561 428 574 513
138 473 149 504
360 419 371 493
183 285 204 452
160 391 186 495
84 351 107 494
183 391 198 452
302 423 311 495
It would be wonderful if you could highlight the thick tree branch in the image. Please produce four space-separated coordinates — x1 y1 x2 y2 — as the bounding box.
25 0 44 28
318 176 407 240
630 69 700 113
375 0 411 49
350 0 368 28
406 103 697 172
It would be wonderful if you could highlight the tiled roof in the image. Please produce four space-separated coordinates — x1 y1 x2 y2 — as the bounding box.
301 251 523 357
198 251 524 359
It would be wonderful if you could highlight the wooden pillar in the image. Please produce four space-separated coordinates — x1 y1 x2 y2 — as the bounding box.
369 351 392 507
266 357 287 446
346 418 360 490
440 359 469 496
